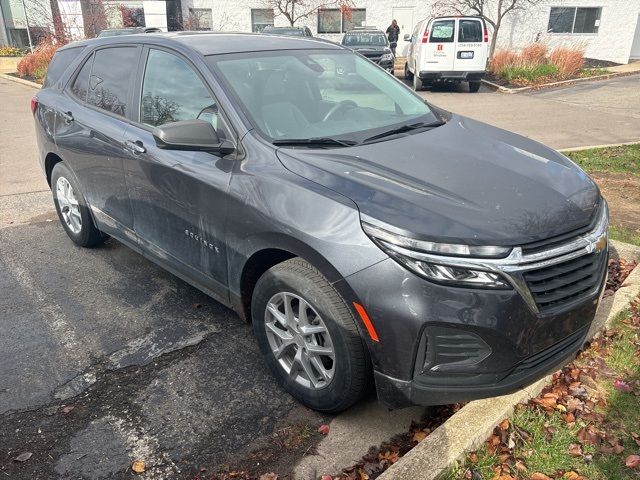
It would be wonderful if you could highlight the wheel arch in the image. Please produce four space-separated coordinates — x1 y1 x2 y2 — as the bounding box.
45 152 64 188
234 234 350 323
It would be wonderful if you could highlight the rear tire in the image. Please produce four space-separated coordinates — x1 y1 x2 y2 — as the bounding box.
413 72 423 91
251 258 371 413
404 62 414 81
469 81 481 93
51 162 106 248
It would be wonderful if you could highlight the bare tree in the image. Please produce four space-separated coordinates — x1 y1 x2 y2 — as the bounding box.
263 0 354 27
432 0 542 58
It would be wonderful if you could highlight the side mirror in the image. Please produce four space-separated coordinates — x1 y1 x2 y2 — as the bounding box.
152 119 235 155
403 33 410 41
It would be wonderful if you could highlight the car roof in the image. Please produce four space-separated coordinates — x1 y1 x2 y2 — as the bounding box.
59 32 340 56
344 28 385 34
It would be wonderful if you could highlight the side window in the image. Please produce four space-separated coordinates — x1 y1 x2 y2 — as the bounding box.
458 20 482 42
140 49 218 129
70 53 93 102
87 47 138 117
43 46 84 88
430 20 455 43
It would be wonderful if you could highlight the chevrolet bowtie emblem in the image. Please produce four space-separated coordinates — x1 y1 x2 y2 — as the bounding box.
589 234 607 254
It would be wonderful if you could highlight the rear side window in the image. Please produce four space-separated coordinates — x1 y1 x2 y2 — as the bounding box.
86 47 138 117
70 53 93 101
430 20 455 43
458 20 483 42
43 46 84 88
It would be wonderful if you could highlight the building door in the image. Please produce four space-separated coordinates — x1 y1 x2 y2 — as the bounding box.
631 14 640 60
392 7 415 57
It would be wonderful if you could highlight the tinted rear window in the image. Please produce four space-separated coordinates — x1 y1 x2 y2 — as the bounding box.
458 20 483 42
43 46 84 88
343 33 387 46
429 20 455 43
86 47 138 117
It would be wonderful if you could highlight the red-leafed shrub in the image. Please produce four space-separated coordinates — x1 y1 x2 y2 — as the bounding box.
16 40 58 83
548 46 585 77
489 44 586 86
521 43 548 67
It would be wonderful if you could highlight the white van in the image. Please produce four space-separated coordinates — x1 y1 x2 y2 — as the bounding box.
404 16 489 92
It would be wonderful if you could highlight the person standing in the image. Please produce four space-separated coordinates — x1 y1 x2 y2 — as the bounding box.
386 19 400 57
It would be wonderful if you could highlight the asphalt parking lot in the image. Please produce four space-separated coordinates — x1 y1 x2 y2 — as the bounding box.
1 72 639 479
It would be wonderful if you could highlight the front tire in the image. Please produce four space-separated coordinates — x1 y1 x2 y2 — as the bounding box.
413 72 423 91
51 162 106 247
251 258 371 412
404 62 414 81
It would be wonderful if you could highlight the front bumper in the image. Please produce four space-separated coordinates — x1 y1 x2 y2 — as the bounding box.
342 218 608 409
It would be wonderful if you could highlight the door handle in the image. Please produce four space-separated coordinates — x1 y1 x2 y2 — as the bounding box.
61 111 73 124
125 140 146 154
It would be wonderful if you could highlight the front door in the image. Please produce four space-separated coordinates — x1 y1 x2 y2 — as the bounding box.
123 47 235 299
55 46 141 236
392 7 415 57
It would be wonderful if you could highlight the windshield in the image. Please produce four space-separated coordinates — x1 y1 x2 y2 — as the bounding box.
342 33 388 46
206 50 436 143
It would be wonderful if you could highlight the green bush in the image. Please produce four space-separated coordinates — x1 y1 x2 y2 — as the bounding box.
499 64 560 83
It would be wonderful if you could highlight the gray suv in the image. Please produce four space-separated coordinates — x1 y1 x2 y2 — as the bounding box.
33 33 608 412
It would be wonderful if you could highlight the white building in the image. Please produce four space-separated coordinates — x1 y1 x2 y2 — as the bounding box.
2 0 640 64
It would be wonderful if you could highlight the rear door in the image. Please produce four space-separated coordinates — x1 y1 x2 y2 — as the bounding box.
453 18 488 71
55 46 140 237
422 18 456 72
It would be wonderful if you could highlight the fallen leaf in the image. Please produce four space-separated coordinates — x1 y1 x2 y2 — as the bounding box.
514 459 527 472
568 443 583 457
614 379 632 392
320 476 333 480
467 452 479 463
318 424 330 435
378 450 400 464
13 452 32 462
131 460 145 474
62 405 74 414
631 432 640 446
499 418 510 431
563 472 580 479
357 467 369 480
259 474 278 480
412 430 428 443
625 454 640 468
530 473 553 480
563 412 576 424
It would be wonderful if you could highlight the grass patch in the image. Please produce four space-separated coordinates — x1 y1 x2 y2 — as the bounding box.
565 144 640 176
609 225 640 247
500 64 560 83
448 301 640 480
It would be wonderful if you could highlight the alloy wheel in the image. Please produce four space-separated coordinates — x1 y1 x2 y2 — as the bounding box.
264 291 335 390
56 176 82 234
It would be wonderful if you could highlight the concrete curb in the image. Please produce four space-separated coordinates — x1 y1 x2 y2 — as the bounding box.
559 141 640 153
482 70 640 94
0 73 41 89
378 241 640 480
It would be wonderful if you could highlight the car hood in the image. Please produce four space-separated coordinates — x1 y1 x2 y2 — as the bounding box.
349 46 389 53
275 114 600 246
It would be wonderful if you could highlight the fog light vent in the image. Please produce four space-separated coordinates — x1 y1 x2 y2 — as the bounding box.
418 327 492 375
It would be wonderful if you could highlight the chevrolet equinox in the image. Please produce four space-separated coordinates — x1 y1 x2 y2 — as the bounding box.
33 33 608 412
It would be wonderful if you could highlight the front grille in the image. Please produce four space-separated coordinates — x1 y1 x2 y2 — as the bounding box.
363 54 382 62
523 252 606 312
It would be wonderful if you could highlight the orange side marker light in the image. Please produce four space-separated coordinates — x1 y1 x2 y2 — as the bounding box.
353 302 380 342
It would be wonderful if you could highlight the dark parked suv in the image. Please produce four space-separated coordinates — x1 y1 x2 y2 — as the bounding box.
342 27 394 73
33 33 608 412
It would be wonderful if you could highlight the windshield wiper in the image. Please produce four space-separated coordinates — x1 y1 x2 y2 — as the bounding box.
362 120 445 144
272 137 358 148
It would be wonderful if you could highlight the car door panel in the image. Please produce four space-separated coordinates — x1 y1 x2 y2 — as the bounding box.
123 47 234 300
423 19 456 72
454 18 487 71
54 47 140 235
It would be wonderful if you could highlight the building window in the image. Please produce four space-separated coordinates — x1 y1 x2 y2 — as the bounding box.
252 9 274 32
548 7 601 34
318 8 365 33
188 8 212 30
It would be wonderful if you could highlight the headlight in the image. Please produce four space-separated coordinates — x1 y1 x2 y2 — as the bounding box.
380 53 394 61
362 223 511 289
